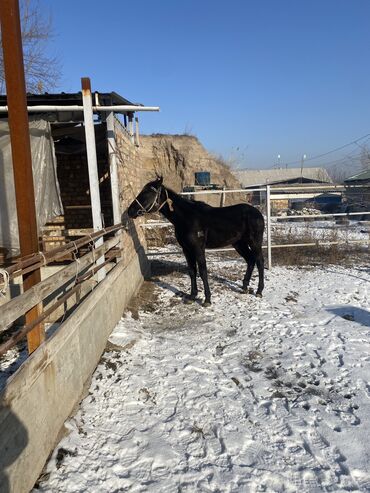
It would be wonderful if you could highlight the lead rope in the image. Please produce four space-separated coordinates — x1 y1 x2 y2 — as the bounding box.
157 188 174 212
38 250 47 267
0 268 10 298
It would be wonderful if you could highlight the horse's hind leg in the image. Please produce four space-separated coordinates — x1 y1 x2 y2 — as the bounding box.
182 247 198 302
253 247 264 297
195 247 211 306
233 241 256 293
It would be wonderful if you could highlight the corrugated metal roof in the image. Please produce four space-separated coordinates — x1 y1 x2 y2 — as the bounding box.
234 167 332 187
344 168 370 182
0 91 138 107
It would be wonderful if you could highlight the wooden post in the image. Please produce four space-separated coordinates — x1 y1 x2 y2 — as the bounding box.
0 0 44 353
81 77 105 281
128 113 134 144
135 116 140 146
106 112 121 225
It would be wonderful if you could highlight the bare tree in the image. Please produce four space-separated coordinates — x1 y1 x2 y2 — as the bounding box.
359 145 370 170
0 0 60 93
325 163 349 184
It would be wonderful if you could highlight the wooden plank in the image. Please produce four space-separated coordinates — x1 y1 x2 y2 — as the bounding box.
0 236 119 333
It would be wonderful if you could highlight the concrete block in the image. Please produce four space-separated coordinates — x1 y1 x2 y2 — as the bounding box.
0 251 149 493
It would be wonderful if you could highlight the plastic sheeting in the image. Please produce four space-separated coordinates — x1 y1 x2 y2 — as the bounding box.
0 117 63 257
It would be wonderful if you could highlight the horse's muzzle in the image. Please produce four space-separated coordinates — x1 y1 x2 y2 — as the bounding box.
127 205 138 219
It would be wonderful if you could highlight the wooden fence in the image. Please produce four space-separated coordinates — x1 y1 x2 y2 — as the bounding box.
0 225 124 358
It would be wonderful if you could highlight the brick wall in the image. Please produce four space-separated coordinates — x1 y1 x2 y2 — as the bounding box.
114 119 154 265
42 119 154 266
43 124 113 250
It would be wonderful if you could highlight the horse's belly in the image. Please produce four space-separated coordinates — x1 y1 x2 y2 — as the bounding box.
205 229 242 248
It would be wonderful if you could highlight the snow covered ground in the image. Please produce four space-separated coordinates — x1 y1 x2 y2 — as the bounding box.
35 253 370 492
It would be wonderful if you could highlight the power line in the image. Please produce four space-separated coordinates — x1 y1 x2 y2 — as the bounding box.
284 132 370 166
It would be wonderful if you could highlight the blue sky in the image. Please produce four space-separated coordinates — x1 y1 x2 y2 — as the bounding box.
44 0 370 170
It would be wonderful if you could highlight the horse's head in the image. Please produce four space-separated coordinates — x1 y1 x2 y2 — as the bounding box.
127 176 164 219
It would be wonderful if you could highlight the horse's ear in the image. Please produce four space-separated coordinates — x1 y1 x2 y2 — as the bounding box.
156 175 163 186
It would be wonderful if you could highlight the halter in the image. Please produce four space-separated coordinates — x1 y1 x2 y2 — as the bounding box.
135 186 174 215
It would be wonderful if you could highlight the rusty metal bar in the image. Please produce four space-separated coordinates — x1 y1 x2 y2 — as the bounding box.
0 247 121 357
76 250 117 284
0 0 43 353
7 224 124 279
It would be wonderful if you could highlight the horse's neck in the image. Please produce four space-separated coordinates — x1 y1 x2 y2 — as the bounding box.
159 187 187 223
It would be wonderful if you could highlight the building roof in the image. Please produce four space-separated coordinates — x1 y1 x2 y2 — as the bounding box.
344 168 370 182
234 167 332 187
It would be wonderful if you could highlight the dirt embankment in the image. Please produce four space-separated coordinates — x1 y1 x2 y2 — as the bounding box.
140 134 242 206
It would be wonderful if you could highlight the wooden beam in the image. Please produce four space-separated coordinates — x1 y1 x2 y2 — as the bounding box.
135 116 140 146
0 0 44 353
128 113 134 144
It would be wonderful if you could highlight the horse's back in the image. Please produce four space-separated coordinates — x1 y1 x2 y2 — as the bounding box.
198 202 264 249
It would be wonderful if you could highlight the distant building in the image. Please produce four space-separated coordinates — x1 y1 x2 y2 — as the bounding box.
234 167 332 188
233 167 335 210
344 168 370 210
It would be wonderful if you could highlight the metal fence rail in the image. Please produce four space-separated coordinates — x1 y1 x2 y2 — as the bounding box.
144 184 370 268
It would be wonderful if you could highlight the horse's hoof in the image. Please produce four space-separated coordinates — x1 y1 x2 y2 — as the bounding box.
202 301 212 307
256 293 263 298
243 287 254 294
184 296 195 304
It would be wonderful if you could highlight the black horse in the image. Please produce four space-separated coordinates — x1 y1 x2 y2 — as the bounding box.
128 177 265 306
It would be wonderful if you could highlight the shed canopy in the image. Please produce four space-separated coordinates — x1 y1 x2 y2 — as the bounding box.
344 168 370 183
0 91 140 123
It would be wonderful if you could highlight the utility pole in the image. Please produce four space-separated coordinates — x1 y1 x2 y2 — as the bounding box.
0 0 44 353
300 154 306 183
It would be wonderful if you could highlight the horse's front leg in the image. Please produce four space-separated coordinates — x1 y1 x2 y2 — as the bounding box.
182 247 198 303
196 248 211 307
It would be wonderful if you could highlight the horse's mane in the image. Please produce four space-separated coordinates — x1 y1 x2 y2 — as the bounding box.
165 185 213 211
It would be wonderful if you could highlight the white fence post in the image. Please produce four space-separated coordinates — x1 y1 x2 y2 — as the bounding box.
221 187 226 207
106 111 121 226
266 185 272 269
81 77 105 281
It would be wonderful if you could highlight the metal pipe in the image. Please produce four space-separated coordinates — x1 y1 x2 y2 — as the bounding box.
273 211 370 220
146 238 369 257
266 185 272 269
0 0 44 353
180 188 266 195
0 105 160 113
